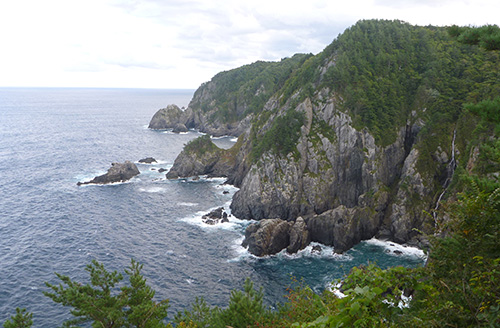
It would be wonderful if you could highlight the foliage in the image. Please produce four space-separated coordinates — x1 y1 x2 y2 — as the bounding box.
3 308 33 328
174 278 269 328
410 184 500 327
183 135 219 156
189 54 311 123
44 259 170 328
251 109 305 162
449 24 500 51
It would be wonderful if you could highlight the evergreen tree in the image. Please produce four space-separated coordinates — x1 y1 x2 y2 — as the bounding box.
43 259 169 328
2 308 32 328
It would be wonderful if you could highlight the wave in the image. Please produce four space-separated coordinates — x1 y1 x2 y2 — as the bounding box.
177 202 198 207
363 238 427 260
138 186 166 193
179 203 247 232
228 241 354 263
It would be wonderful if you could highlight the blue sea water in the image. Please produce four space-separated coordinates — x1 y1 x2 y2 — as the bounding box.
0 88 425 326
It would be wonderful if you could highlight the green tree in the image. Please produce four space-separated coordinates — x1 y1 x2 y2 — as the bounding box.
449 24 500 51
3 308 33 328
44 259 169 328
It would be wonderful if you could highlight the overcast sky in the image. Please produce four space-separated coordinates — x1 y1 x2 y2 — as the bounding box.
0 0 498 89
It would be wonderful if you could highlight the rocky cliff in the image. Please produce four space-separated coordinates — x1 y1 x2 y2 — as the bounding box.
161 20 500 255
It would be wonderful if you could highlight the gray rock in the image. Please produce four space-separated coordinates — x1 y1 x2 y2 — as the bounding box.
77 161 140 185
139 157 157 164
148 104 183 129
306 205 380 253
172 123 188 133
311 245 322 254
242 219 292 256
201 207 228 225
287 217 311 254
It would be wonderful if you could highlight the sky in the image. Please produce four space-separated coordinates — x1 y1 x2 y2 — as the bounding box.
0 0 499 89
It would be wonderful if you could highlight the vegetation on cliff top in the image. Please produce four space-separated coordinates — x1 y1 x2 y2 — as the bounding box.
188 53 311 123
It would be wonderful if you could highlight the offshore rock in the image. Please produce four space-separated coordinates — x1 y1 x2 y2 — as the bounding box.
139 157 157 164
77 161 140 186
201 207 228 225
242 219 292 256
148 104 183 130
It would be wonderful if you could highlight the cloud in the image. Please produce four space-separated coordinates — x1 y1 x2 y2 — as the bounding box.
0 0 499 88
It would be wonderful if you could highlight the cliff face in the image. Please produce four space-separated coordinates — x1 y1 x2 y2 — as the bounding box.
228 96 431 251
162 20 500 253
149 54 311 137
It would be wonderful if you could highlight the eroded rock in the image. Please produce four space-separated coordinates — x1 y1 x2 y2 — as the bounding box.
242 219 292 256
77 161 140 186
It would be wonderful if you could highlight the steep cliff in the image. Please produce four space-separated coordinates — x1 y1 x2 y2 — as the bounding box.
163 19 500 254
149 54 311 136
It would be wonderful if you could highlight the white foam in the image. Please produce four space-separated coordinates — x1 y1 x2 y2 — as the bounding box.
160 130 189 135
228 241 354 263
363 238 427 260
329 282 346 299
77 179 134 187
230 138 238 142
210 135 231 140
178 202 198 207
179 206 244 232
138 186 166 193
135 159 170 165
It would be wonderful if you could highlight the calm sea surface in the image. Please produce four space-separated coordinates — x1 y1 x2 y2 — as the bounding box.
0 88 425 325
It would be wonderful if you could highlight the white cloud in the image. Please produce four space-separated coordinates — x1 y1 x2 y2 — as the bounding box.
0 0 498 89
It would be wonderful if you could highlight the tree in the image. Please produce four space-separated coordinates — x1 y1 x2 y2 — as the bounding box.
3 308 33 328
43 259 169 328
449 24 500 51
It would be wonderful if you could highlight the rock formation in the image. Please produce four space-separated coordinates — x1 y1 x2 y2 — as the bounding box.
77 161 140 186
201 207 229 225
148 104 183 130
139 157 157 164
157 20 498 255
242 219 292 257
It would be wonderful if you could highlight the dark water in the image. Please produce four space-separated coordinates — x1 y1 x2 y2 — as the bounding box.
0 88 425 325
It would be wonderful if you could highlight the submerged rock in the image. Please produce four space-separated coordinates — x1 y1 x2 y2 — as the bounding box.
77 161 140 186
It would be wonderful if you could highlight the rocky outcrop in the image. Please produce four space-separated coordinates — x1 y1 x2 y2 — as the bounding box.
242 219 292 256
241 217 309 256
159 20 486 253
166 135 234 179
165 134 249 183
172 123 188 133
287 217 311 254
148 104 252 137
306 206 379 254
139 157 157 164
77 161 140 185
201 207 229 225
148 104 184 130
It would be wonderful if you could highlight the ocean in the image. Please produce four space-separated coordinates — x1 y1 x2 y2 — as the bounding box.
0 87 425 325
